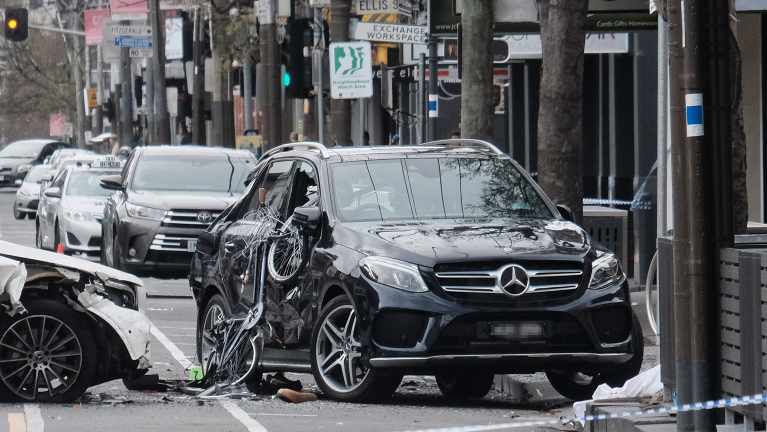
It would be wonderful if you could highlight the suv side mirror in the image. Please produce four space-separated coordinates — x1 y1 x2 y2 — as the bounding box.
556 204 574 222
44 187 62 199
197 231 218 255
292 206 322 229
100 174 123 191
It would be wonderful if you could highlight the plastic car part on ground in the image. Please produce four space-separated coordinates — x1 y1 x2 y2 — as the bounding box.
573 365 663 423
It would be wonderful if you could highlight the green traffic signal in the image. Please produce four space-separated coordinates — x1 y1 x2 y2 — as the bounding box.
282 71 292 88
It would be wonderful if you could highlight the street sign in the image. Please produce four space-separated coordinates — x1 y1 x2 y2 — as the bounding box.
114 35 152 49
350 21 427 45
129 48 153 58
87 88 97 108
355 0 412 15
112 24 151 37
160 0 203 10
329 41 374 100
110 0 148 19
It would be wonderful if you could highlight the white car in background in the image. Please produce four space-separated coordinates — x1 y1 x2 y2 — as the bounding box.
13 164 54 220
36 158 122 260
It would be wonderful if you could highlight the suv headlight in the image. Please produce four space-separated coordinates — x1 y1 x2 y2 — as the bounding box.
588 252 624 289
359 256 429 293
126 202 166 221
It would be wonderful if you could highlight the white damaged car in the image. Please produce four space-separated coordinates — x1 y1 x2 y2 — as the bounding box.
0 240 151 402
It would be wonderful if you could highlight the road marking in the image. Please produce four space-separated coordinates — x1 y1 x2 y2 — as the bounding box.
149 321 269 432
23 404 44 432
248 413 318 417
150 324 193 370
220 401 269 432
8 413 26 432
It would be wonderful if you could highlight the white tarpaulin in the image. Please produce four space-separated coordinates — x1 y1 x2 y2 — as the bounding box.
573 365 663 423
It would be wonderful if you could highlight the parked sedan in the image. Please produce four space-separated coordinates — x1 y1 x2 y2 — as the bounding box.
0 139 73 187
13 164 54 220
37 162 122 260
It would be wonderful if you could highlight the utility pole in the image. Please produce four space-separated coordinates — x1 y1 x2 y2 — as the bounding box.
314 7 325 144
192 7 205 145
667 0 693 429
427 37 437 141
459 0 494 140
119 20 133 148
259 0 282 149
243 59 253 132
71 15 86 147
94 44 104 134
329 0 351 145
150 0 170 144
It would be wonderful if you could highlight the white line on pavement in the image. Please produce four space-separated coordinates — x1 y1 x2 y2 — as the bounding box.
149 321 270 432
220 401 269 432
248 413 318 417
150 324 193 370
23 404 44 432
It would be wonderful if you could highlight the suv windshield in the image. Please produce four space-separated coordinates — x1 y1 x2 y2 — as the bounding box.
67 171 114 197
132 155 251 193
331 157 552 222
0 141 48 158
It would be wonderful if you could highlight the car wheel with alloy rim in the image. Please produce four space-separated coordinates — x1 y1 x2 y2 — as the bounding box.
0 300 98 402
311 296 402 402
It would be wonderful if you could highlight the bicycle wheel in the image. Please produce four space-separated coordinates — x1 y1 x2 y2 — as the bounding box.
267 219 307 284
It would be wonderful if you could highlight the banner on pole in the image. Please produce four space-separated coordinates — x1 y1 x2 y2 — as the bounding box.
84 9 111 45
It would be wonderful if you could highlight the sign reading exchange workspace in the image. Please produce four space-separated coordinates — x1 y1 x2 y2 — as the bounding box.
350 21 428 45
330 41 374 99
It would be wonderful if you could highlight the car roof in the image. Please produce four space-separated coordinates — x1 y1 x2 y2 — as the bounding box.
136 145 254 158
270 145 505 163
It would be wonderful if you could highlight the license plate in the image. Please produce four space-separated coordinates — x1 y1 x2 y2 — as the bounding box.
489 322 545 340
187 239 198 252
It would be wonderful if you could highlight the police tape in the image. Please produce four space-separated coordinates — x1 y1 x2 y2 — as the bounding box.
402 392 767 432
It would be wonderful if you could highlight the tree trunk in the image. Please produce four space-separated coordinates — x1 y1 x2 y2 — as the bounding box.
460 0 494 140
536 0 588 223
329 0 352 145
728 2 748 234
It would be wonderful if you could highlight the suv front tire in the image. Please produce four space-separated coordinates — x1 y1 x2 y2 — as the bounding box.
311 296 402 402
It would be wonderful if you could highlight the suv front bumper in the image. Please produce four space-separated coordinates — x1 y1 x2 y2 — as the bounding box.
117 216 203 275
358 278 637 374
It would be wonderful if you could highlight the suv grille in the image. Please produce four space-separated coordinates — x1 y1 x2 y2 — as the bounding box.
433 260 585 302
162 209 220 229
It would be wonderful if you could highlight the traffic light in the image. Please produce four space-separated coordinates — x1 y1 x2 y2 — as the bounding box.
284 18 313 99
4 8 28 42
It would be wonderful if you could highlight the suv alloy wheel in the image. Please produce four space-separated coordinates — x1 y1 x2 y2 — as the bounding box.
311 296 402 402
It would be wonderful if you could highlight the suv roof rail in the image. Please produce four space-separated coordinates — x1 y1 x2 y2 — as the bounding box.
421 139 505 155
260 142 331 160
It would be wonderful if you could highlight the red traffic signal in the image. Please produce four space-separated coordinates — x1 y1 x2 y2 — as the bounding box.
4 8 28 42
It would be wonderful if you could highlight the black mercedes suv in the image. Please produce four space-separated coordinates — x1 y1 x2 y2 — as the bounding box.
190 140 642 402
100 146 255 277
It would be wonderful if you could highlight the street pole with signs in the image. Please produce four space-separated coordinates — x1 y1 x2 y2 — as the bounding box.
150 0 170 144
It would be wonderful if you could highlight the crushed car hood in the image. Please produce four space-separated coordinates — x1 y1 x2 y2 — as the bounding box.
334 218 592 267
130 190 239 211
0 240 142 287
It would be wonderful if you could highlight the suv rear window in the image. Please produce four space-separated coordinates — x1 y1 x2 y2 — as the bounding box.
331 158 552 222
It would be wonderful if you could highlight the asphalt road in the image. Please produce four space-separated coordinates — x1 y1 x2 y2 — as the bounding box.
0 187 658 432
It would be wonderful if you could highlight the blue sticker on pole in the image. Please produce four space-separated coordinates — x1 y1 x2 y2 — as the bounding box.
428 94 439 118
685 93 704 137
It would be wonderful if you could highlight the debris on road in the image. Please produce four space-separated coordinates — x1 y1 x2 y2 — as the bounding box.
275 388 319 404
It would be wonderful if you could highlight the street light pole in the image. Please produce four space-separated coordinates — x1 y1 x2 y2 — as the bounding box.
150 0 170 144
